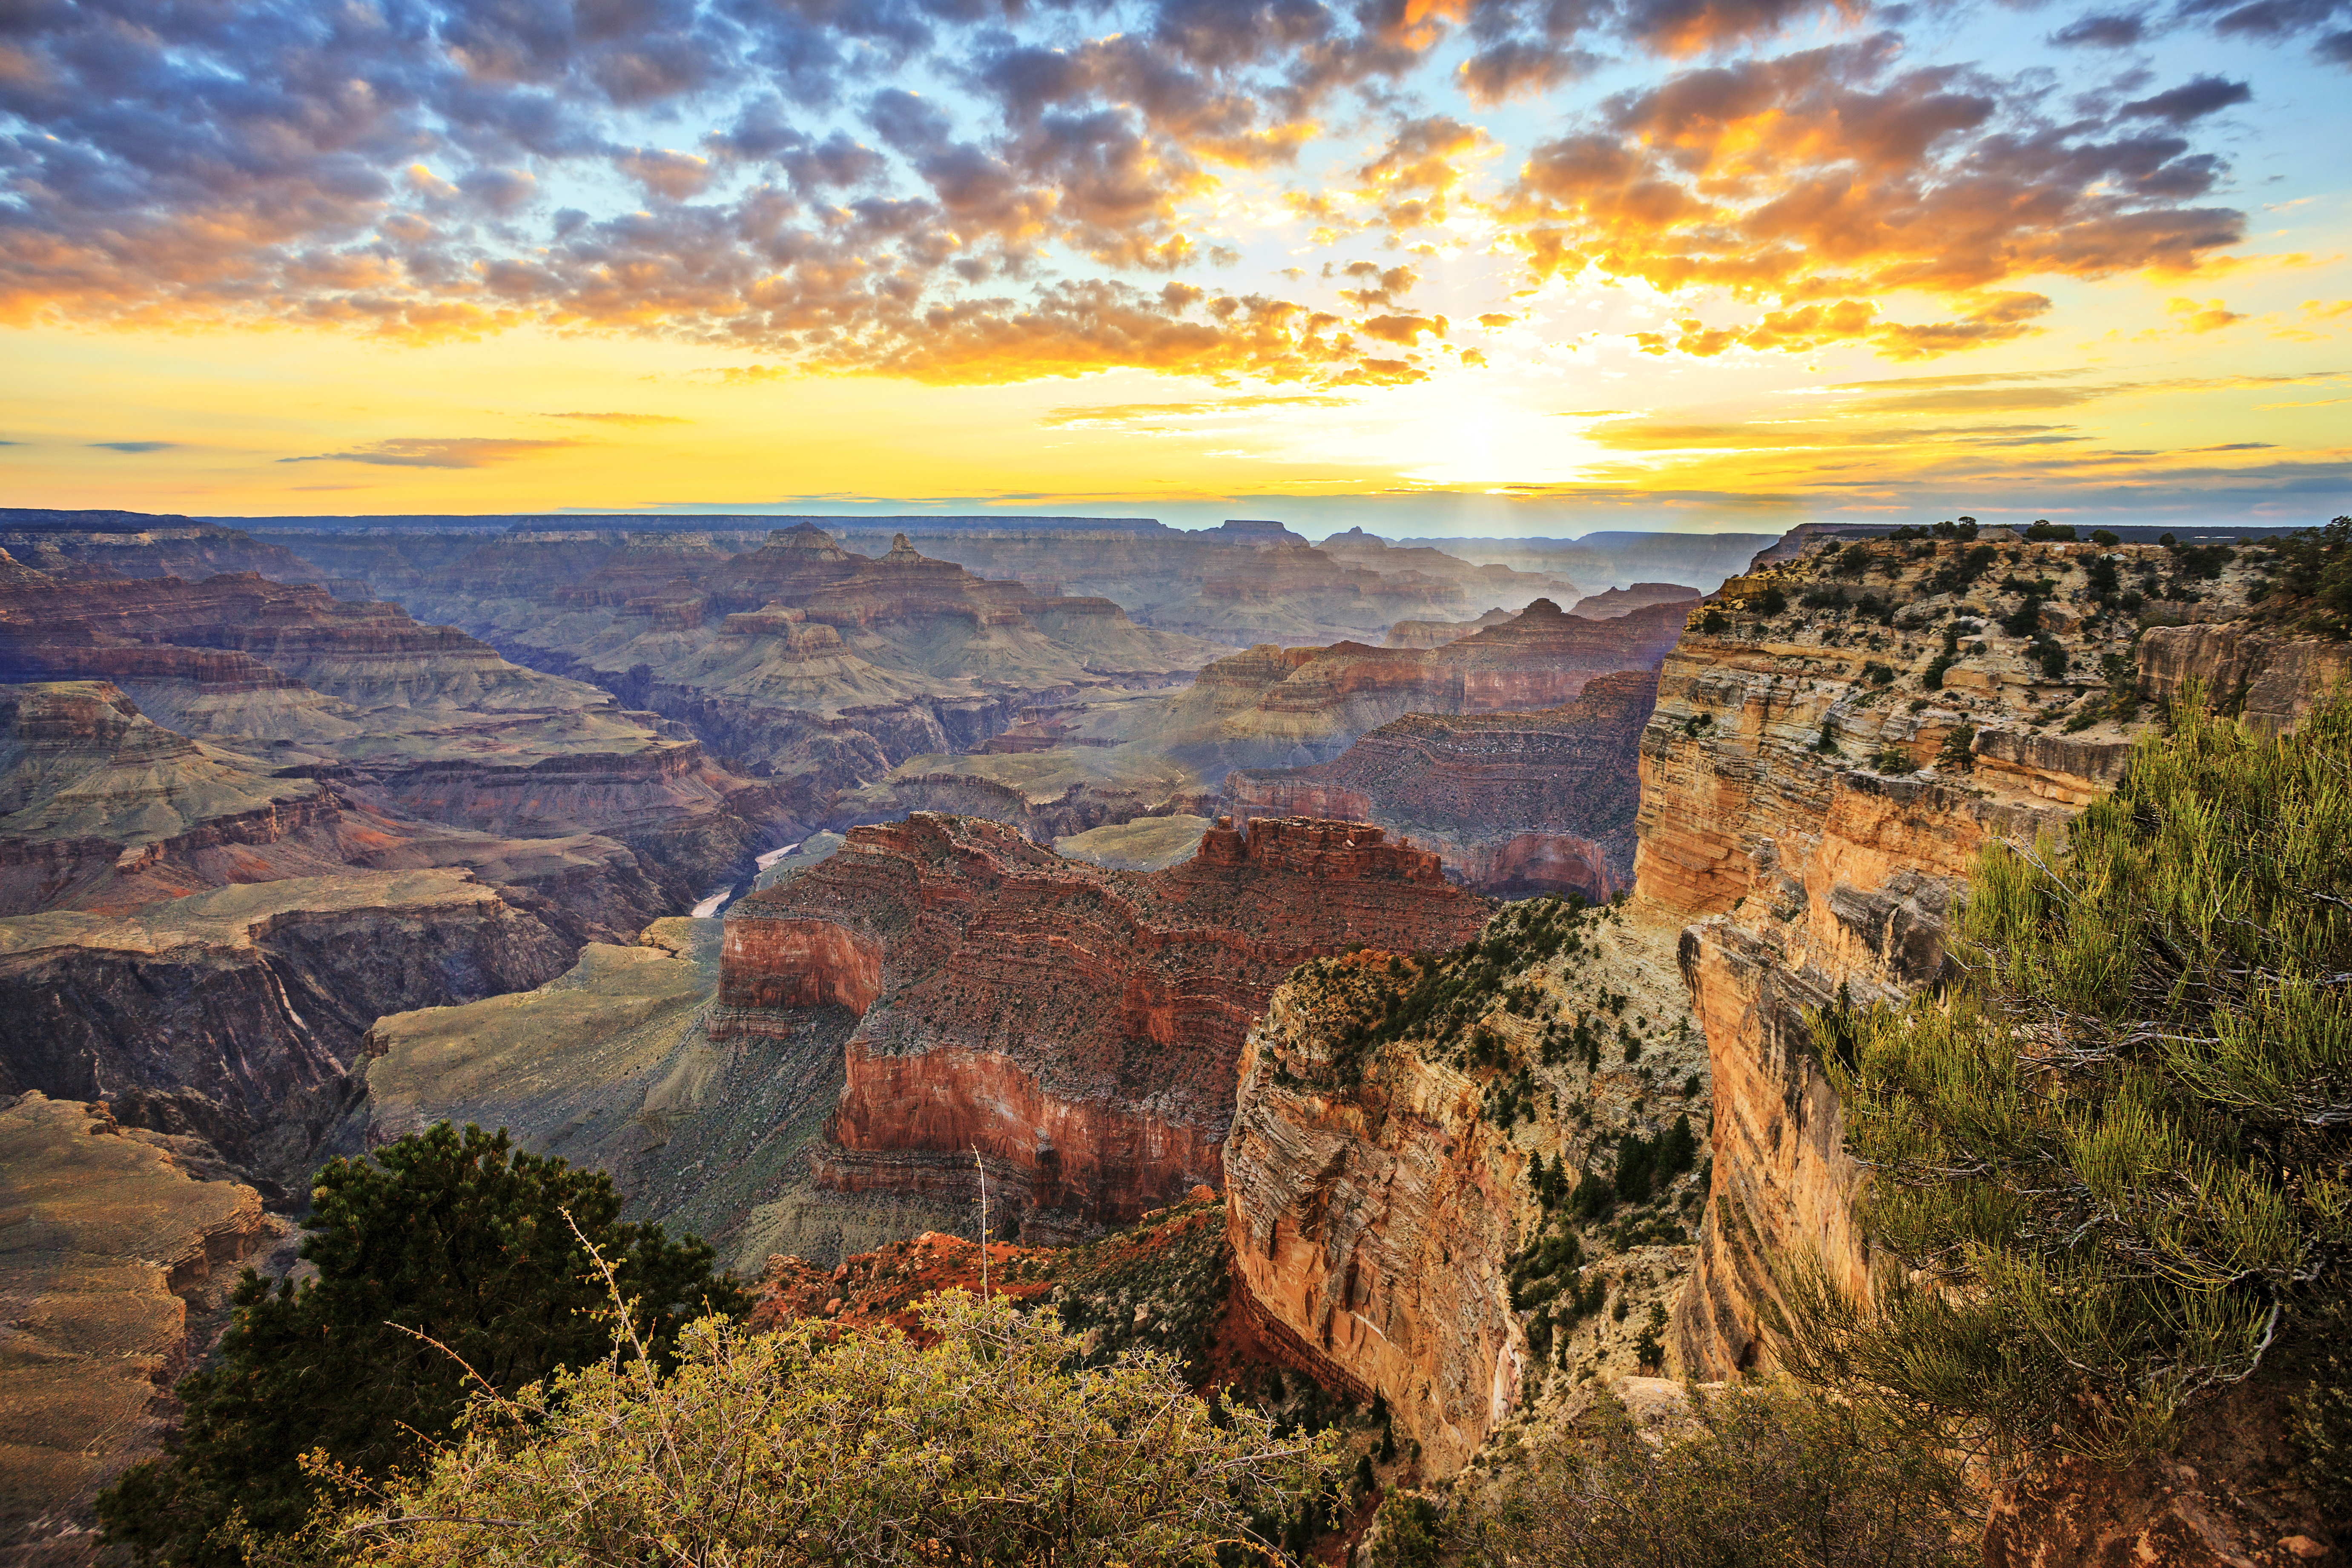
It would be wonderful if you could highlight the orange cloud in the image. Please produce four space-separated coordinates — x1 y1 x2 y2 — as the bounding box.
1505 37 2241 359
2166 297 2245 333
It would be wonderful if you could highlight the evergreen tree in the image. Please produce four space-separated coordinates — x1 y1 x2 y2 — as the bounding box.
98 1123 743 1565
1784 690 2352 1483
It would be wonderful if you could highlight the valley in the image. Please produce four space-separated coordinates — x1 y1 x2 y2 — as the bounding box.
3 506 2343 1568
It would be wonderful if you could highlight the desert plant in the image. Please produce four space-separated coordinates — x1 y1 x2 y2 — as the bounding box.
1455 1382 1976 1568
327 1288 1341 1568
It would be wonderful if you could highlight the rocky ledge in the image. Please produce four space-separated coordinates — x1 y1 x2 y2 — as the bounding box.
717 813 1489 1238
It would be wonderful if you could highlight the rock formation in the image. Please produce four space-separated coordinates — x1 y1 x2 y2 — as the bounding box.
0 510 323 583
0 557 800 906
1223 899 1710 1475
1226 669 1659 900
0 1092 284 1564
1634 532 2342 1563
0 869 577 1178
718 813 1489 1239
1146 600 1686 782
1566 582 1701 619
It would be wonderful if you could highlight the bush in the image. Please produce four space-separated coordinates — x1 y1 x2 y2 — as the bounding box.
1698 607 1729 634
1457 1382 1976 1568
1790 690 2352 1469
1923 545 1997 596
1935 722 1975 773
97 1124 742 1566
2273 515 2352 632
330 1290 1341 1568
1757 585 1789 617
2025 520 2076 541
2091 529 2120 546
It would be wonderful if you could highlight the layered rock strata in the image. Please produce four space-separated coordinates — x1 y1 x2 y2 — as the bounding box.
0 871 575 1174
1224 902 1710 1476
718 813 1489 1238
0 1092 283 1564
1149 599 1685 781
1638 536 2280 1378
1226 669 1658 900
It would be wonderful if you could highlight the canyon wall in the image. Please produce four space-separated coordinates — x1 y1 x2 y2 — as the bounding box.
1150 599 1684 780
1226 668 1658 900
717 813 1488 1238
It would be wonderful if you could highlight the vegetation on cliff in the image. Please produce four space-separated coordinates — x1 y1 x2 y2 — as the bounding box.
1438 1382 1976 1568
98 1124 742 1566
1793 691 2352 1496
324 1291 1340 1568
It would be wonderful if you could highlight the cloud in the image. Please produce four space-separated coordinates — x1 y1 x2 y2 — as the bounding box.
1504 35 2244 359
545 411 691 425
2166 296 2245 332
87 440 178 453
0 0 2289 383
2051 10 2150 45
1038 395 1355 427
279 438 585 469
2120 77 2252 125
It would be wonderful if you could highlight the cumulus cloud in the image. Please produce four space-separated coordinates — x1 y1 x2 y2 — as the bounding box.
0 0 2290 379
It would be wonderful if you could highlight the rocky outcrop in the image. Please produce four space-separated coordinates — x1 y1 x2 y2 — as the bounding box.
1226 670 1658 900
1566 583 1701 619
0 1092 283 1565
1224 963 1527 1473
0 871 575 1174
1149 600 1685 782
0 510 323 583
1222 899 1711 1479
2137 620 2352 737
718 813 1489 1238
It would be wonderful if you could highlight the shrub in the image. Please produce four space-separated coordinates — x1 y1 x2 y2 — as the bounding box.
2025 520 2076 541
1757 585 1789 617
1872 746 1916 775
330 1290 1340 1568
1924 545 1997 596
1698 607 1730 634
2091 529 2121 546
1789 690 2352 1471
97 1124 741 1567
1456 1382 1976 1568
1935 722 1975 772
1860 661 1896 687
2272 515 2352 632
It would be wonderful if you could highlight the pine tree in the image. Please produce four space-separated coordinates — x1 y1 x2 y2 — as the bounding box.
1782 689 2352 1480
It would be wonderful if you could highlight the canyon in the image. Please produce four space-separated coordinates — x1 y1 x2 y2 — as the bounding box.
716 812 1490 1240
1225 668 1658 900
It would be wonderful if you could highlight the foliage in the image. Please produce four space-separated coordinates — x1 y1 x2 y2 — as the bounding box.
1936 723 1975 772
1699 607 1730 634
2268 515 2352 634
2091 530 2121 547
1369 1493 1443 1568
1788 691 2352 1468
1923 545 1997 596
1453 1382 1977 1568
324 1290 1342 1568
1757 584 1789 616
97 1124 742 1567
2025 521 2076 541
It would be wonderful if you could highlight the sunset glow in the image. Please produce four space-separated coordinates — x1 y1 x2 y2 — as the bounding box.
3 0 2348 530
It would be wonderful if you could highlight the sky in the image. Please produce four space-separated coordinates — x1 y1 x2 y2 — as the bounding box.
2 0 2349 537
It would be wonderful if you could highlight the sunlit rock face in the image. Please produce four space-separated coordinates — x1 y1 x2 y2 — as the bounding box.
717 812 1488 1240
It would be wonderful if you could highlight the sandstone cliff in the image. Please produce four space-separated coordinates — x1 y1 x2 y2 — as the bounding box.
0 1092 286 1565
1633 529 2344 1566
1226 669 1658 900
1223 898 1710 1476
718 813 1489 1239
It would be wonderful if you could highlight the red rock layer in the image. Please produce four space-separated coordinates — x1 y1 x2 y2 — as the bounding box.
717 812 1488 1234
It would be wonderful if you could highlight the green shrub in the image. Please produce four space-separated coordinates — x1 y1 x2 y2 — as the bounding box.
1936 723 1975 772
97 1124 741 1567
1456 1382 1976 1568
2091 529 2121 546
1758 585 1789 616
1789 690 2352 1470
331 1290 1340 1568
2025 520 2076 541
